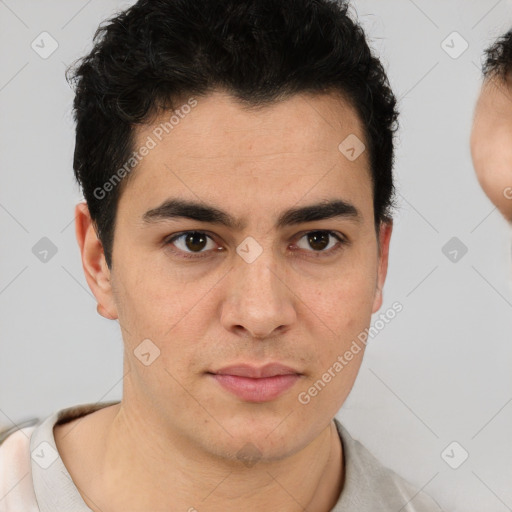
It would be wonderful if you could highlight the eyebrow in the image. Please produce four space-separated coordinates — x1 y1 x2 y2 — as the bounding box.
142 198 361 230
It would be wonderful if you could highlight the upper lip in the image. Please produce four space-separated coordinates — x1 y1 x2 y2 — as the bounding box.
211 363 302 378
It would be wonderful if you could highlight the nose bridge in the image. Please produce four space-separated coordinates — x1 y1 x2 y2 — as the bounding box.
235 236 283 302
223 235 296 337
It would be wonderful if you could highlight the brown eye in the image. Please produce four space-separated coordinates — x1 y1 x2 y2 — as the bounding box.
295 230 346 254
165 229 347 261
167 231 217 254
306 231 330 251
183 232 208 252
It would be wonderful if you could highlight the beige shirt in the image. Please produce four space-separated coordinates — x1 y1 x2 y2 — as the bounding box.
0 401 442 511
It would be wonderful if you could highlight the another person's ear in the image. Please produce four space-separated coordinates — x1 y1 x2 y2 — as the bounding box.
75 202 118 320
372 220 393 314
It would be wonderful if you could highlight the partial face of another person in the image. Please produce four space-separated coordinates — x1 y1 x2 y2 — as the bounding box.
471 77 512 221
82 90 391 463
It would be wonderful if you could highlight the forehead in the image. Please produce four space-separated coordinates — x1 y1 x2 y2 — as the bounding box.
474 78 512 124
472 78 512 155
137 90 366 156
471 78 512 221
119 90 374 222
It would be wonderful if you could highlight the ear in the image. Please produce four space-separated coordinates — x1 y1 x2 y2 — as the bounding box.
75 202 118 320
371 221 393 314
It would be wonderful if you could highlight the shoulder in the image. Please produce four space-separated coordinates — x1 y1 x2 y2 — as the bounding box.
333 419 443 512
0 422 40 512
0 418 40 445
0 402 118 512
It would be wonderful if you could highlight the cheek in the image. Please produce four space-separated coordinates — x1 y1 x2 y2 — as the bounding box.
308 284 373 372
306 258 377 329
114 265 225 385
293 274 373 416
301 264 377 375
113 256 204 335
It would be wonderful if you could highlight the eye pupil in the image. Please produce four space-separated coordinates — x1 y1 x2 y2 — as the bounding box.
308 231 330 251
185 231 208 252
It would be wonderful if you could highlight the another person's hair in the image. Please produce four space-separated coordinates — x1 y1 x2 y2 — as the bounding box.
66 0 399 269
483 28 512 81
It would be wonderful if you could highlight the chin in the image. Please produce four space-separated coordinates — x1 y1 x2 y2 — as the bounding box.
210 431 307 467
195 414 311 464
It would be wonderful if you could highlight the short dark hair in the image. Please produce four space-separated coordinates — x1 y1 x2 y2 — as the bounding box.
66 0 399 270
483 28 512 81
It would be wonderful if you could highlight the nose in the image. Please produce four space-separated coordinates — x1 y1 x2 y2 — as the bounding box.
220 246 297 340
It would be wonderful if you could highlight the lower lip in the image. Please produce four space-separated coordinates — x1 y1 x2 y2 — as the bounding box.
210 374 302 402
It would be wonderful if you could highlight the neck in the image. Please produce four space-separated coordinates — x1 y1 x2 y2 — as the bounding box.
75 400 344 512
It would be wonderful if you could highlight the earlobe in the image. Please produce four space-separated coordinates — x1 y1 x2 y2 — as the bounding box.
372 288 383 315
75 202 118 320
97 303 117 320
371 221 393 314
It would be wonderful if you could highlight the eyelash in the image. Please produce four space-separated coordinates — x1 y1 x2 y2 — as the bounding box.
164 230 348 260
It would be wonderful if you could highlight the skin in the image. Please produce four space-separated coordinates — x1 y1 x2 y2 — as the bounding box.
54 90 392 512
471 76 512 222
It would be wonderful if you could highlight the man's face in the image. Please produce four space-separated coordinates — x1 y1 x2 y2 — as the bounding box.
471 77 512 221
87 90 391 462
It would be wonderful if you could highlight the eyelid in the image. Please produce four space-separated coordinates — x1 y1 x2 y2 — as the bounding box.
164 230 349 259
290 230 348 257
164 231 220 260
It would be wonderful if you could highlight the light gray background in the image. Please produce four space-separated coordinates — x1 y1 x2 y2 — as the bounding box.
1 1 512 511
